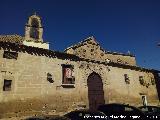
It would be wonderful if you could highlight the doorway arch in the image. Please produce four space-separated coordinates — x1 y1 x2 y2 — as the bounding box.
87 72 105 111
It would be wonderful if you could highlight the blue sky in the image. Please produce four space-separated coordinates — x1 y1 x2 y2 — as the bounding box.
0 0 160 70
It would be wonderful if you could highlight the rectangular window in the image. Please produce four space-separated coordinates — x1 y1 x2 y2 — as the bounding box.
47 73 54 83
62 64 75 84
124 74 130 84
3 79 12 91
3 51 18 59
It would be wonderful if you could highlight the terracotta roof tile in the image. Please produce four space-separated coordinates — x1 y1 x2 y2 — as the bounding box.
0 41 159 73
0 34 24 44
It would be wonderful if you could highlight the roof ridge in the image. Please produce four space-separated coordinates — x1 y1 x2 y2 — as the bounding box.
64 36 97 51
64 36 135 57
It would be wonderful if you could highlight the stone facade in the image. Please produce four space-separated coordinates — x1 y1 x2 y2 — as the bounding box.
64 37 136 66
0 14 160 118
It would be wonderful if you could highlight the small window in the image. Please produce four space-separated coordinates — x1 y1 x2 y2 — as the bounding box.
3 79 12 91
62 64 75 84
124 74 130 84
3 51 18 59
47 73 54 83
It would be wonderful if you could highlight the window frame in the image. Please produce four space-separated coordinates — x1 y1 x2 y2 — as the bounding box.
62 64 75 86
3 79 12 91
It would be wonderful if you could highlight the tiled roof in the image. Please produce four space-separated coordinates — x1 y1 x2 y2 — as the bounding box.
0 41 159 73
0 34 24 44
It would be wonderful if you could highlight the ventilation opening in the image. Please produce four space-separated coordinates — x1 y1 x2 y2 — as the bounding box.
3 51 18 59
47 73 54 83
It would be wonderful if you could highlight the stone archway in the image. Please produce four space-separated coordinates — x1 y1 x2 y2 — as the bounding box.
87 72 105 111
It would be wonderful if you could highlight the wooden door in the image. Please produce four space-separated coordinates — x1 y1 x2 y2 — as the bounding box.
87 72 105 111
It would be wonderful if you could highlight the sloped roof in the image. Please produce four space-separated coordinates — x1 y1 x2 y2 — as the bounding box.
64 36 135 57
0 41 159 73
0 34 24 44
64 36 100 51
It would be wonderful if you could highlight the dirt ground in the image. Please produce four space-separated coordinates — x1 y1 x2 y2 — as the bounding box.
0 110 65 120
0 114 66 120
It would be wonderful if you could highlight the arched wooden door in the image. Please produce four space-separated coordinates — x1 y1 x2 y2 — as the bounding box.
87 72 105 111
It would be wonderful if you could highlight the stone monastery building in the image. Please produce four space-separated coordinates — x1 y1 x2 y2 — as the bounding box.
0 14 160 115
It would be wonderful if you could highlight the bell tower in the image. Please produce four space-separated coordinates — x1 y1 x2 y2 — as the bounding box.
23 13 49 49
25 13 43 42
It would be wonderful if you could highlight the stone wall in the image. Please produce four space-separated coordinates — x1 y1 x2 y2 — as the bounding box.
107 67 159 106
0 49 159 117
0 50 89 115
65 39 136 66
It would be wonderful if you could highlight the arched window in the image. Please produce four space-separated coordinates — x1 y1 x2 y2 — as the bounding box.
30 18 39 39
